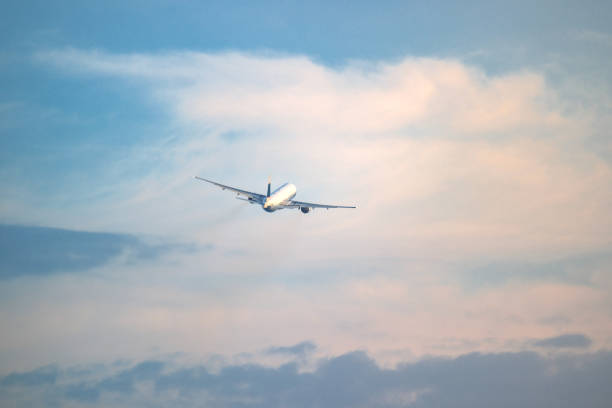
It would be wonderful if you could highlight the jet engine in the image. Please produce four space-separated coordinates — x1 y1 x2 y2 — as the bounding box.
300 207 310 214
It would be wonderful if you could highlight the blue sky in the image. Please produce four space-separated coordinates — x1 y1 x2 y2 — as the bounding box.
2 1 612 407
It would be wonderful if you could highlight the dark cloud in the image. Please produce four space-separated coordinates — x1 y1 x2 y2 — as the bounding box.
2 348 612 407
265 341 317 357
534 333 592 349
0 224 198 279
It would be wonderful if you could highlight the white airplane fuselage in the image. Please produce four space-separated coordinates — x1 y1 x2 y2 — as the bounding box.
194 175 356 212
263 183 297 212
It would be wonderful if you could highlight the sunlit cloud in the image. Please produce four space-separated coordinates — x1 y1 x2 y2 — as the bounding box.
37 49 566 135
34 49 612 261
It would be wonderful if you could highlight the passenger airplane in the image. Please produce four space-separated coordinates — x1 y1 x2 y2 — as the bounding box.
194 176 356 213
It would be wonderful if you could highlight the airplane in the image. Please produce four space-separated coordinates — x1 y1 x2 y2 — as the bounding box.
194 176 356 213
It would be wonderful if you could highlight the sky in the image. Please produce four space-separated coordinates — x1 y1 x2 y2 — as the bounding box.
1 1 612 406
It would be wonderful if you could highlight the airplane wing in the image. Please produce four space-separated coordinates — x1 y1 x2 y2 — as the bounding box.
194 176 266 204
284 199 357 210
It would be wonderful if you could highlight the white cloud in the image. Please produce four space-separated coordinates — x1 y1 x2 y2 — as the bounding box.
38 49 565 136
2 254 611 373
4 49 609 369
34 49 612 261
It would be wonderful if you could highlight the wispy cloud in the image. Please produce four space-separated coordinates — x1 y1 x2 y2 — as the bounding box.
573 30 612 47
533 333 592 349
0 224 198 279
265 341 317 358
1 365 58 387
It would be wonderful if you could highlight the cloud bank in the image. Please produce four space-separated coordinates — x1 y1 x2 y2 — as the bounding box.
2 347 612 408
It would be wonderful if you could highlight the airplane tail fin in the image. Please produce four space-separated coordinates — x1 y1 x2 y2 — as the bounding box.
267 177 271 197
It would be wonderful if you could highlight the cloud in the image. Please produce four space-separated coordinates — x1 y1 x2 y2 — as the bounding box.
0 365 58 387
96 361 165 394
464 251 612 288
0 47 605 370
534 333 592 349
573 30 612 48
2 348 612 407
265 341 317 358
0 224 196 279
36 49 564 136
30 48 612 265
